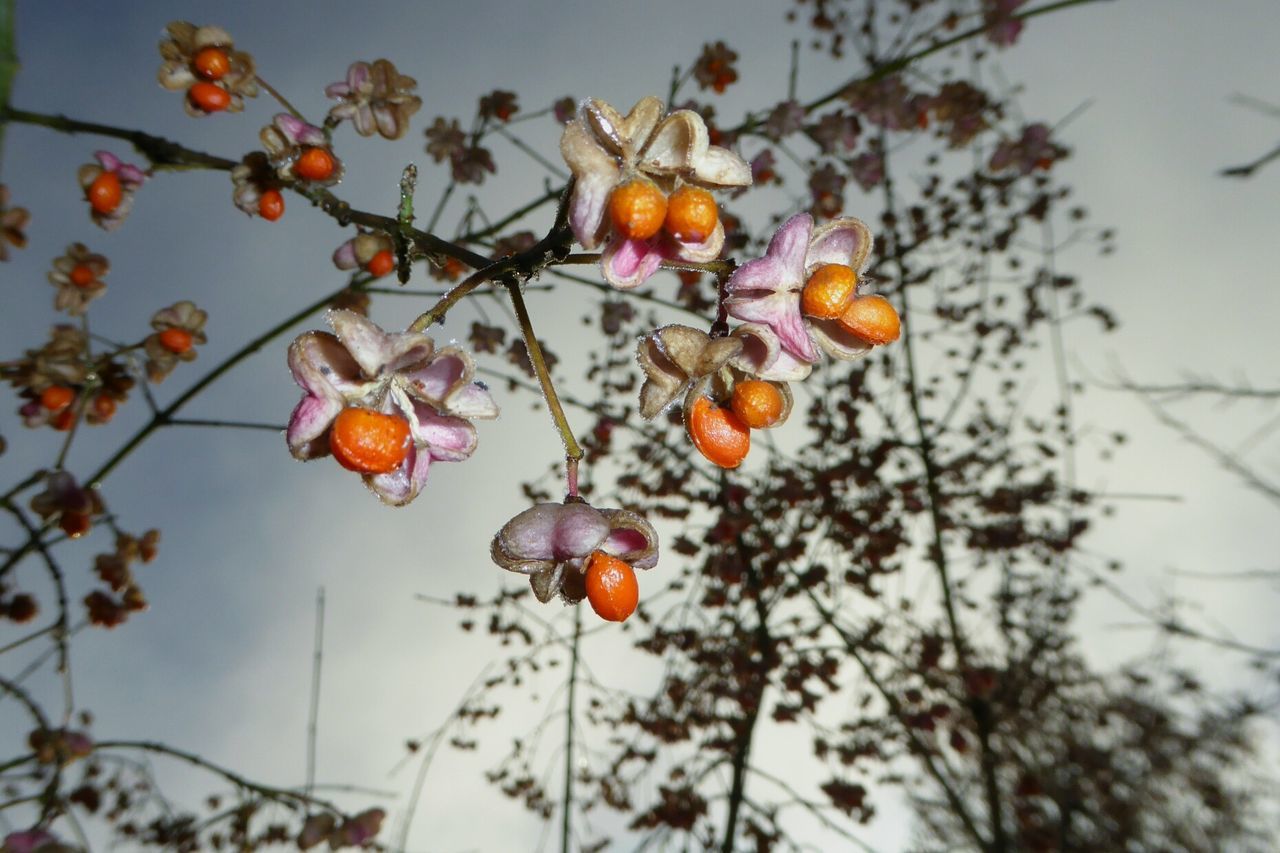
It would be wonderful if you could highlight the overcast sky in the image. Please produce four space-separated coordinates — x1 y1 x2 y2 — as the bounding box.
2 1 1278 850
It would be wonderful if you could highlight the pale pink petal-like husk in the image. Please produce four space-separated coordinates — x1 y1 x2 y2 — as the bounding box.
95 151 121 171
600 236 664 291
332 239 359 270
274 113 326 146
286 394 343 460
287 331 366 399
494 503 609 566
724 214 818 361
329 310 433 378
581 99 630 158
285 331 360 459
640 110 707 175
807 217 874 274
192 25 233 50
345 61 371 92
725 214 810 299
403 351 464 403
374 105 403 139
668 219 725 264
583 97 663 160
807 318 875 361
692 145 753 187
92 194 135 232
400 345 498 419
528 564 566 602
158 63 196 90
560 120 620 248
116 164 147 186
599 509 659 569
636 332 688 419
445 381 499 420
409 401 478 462
725 290 817 363
730 322 812 381
366 445 430 506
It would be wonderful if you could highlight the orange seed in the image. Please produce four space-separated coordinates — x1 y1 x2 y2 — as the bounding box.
687 396 751 469
158 328 195 355
59 512 91 539
92 394 117 421
366 250 395 278
188 81 231 113
584 551 639 622
294 147 336 182
192 46 231 80
837 294 901 345
69 264 96 288
801 264 858 319
329 407 412 475
730 380 784 430
608 179 667 241
87 172 123 215
663 185 718 243
39 386 75 412
51 408 76 432
258 188 284 221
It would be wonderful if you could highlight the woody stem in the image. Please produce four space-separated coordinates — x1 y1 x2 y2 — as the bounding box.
505 279 582 464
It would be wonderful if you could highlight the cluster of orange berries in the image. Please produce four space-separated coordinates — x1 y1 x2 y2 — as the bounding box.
686 380 785 470
35 385 117 432
801 264 901 346
609 181 719 245
187 46 235 113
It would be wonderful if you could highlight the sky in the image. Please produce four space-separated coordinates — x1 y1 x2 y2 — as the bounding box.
1 1 1278 850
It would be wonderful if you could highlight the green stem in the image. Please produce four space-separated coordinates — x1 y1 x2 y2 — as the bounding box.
255 75 306 123
0 0 17 168
506 279 581 462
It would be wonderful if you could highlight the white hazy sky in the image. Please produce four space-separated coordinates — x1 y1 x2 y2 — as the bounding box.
2 1 1278 850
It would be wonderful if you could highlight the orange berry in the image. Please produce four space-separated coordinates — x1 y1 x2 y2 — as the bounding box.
69 264 96 288
329 407 412 475
584 551 639 623
192 46 231 80
837 294 901 345
87 172 122 215
258 188 284 221
687 396 751 469
608 179 667 241
39 386 75 411
51 408 76 432
92 394 117 421
294 147 335 182
801 264 858 319
366 250 395 278
730 380 784 429
158 328 195 355
188 81 231 113
60 512 91 539
663 185 719 243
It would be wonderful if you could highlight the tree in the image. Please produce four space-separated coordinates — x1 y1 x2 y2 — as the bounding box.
1 1 1274 851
